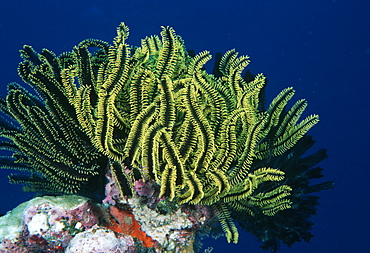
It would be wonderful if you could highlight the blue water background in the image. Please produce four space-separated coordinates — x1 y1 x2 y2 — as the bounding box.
0 0 369 252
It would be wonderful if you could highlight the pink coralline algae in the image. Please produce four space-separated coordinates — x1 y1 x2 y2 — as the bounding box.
134 179 157 198
103 167 123 206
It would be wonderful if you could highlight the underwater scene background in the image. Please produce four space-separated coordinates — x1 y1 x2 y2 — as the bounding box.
0 0 369 252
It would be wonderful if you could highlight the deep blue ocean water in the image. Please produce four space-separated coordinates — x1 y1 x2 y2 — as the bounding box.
0 0 369 252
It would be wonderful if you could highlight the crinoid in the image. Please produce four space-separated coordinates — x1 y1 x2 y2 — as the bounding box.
0 22 333 251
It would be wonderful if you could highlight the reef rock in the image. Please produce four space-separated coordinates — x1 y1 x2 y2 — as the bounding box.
65 225 135 253
0 195 102 252
0 193 212 252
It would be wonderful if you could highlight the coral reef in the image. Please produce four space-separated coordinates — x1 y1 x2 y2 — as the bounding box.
0 195 100 252
0 191 210 252
0 22 333 251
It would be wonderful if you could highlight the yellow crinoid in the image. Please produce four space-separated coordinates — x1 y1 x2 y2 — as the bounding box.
0 23 332 248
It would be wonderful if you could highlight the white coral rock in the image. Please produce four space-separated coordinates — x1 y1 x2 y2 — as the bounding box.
65 225 135 253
